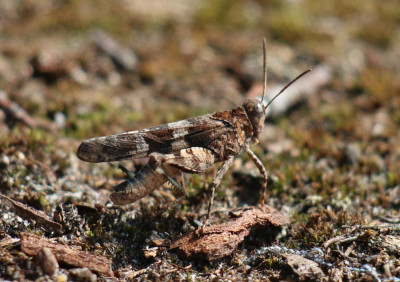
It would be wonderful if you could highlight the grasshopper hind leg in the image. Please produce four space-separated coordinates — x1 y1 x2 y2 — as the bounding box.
151 147 217 198
110 157 180 205
156 168 188 199
111 148 216 205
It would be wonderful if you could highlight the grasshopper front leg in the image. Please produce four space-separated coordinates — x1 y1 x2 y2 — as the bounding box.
245 146 268 206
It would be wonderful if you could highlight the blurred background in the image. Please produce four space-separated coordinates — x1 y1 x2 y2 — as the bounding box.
1 0 400 280
1 0 399 134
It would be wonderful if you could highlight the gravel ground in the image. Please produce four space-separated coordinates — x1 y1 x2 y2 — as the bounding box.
1 1 400 280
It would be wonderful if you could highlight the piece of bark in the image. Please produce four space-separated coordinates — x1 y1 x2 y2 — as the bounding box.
328 267 344 281
20 232 113 277
151 238 167 247
36 247 59 276
30 52 69 83
69 268 97 282
0 237 20 248
170 206 289 261
92 29 138 71
0 90 35 128
376 235 400 256
143 247 158 259
124 268 148 279
0 194 62 234
282 253 326 280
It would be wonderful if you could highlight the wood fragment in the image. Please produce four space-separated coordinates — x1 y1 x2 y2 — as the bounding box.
151 238 167 247
282 253 326 280
322 235 349 248
322 229 378 249
143 247 158 259
0 194 62 233
36 247 59 276
20 232 113 277
170 206 289 261
378 235 400 255
328 268 344 282
0 237 20 248
92 29 138 71
125 268 148 279
69 268 97 282
30 52 69 82
0 90 35 128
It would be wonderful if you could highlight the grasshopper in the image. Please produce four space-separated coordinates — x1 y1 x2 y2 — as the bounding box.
77 39 310 223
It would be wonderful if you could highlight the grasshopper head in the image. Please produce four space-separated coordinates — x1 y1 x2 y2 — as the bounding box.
243 98 267 140
242 38 269 142
243 38 311 143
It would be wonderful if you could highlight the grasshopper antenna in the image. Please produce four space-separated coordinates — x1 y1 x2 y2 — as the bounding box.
264 69 312 110
261 38 268 103
261 38 311 109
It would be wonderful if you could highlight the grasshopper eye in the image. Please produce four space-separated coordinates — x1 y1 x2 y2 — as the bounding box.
255 102 264 115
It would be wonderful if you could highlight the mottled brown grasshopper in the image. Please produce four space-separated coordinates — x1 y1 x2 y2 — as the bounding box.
77 39 309 223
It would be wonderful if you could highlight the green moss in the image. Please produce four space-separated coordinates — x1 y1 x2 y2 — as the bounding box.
355 17 396 48
269 7 307 43
320 102 356 133
194 0 256 29
361 68 398 106
86 230 95 238
125 112 144 124
291 212 337 247
68 101 120 139
37 1 132 36
387 171 400 187
187 174 205 198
